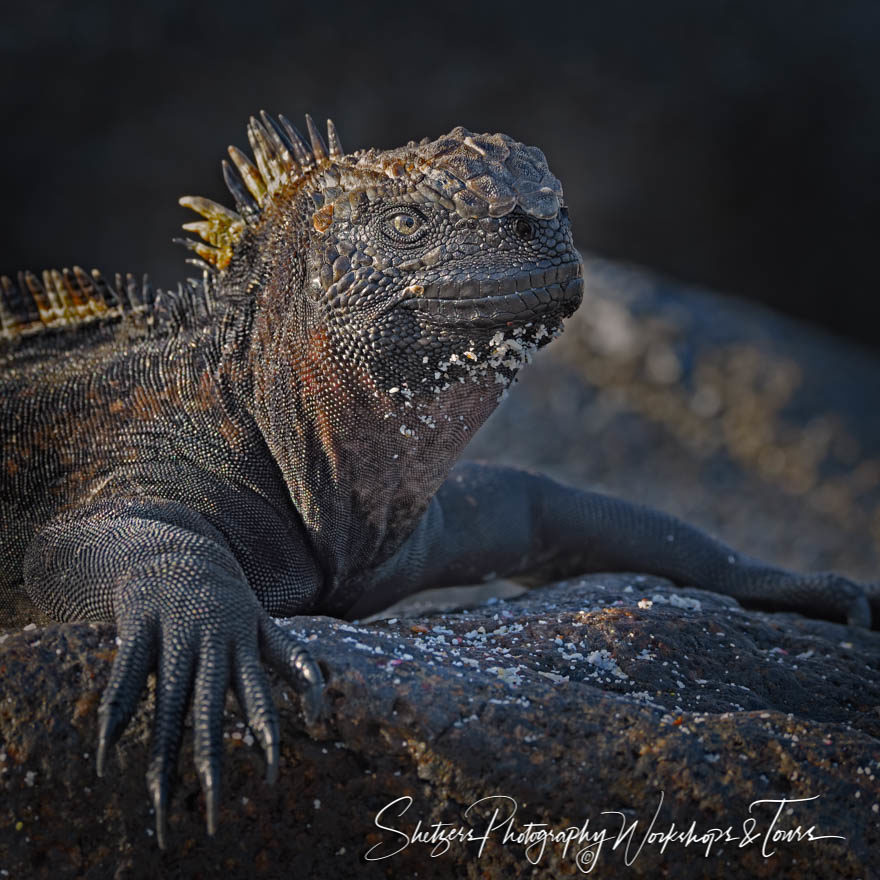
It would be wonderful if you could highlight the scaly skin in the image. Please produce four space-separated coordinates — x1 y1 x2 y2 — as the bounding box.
0 111 872 847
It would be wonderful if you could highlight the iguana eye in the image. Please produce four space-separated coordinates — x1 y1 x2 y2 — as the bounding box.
382 209 428 243
514 217 536 241
392 213 420 235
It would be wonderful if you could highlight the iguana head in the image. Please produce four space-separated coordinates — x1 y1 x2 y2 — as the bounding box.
181 113 582 571
180 113 582 398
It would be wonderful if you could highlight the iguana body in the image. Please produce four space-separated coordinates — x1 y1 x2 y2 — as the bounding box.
0 112 872 846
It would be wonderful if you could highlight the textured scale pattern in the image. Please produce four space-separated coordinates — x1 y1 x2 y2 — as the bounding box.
0 111 874 848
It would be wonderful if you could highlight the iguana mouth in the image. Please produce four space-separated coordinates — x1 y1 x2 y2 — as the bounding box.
400 259 583 327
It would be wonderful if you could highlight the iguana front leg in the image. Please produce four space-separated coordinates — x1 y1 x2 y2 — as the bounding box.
347 462 872 627
23 497 323 848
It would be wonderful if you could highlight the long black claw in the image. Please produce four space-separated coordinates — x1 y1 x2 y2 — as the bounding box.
146 759 170 850
96 717 119 779
292 647 324 725
144 643 195 850
96 623 156 777
241 697 279 785
193 640 229 837
232 649 281 784
264 738 279 786
252 719 279 785
203 782 219 836
258 616 325 724
96 706 119 779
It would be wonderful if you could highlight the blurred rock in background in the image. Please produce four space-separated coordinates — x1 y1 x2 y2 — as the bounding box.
468 256 880 582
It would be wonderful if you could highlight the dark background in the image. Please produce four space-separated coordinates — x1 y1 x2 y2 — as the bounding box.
1 0 877 349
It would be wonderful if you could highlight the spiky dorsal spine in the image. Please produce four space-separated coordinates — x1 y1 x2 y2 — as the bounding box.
178 112 343 272
0 268 153 339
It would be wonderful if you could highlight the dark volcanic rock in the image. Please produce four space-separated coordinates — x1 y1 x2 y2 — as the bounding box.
2 575 879 879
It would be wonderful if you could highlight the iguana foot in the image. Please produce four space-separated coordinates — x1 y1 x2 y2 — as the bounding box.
95 572 323 848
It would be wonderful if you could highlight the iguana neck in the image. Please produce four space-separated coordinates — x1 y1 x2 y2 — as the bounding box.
247 293 499 583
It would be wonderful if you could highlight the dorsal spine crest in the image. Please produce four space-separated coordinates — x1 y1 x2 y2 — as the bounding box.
0 268 154 339
179 112 343 273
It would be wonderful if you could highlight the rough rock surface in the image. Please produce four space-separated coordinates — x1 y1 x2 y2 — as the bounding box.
1 574 879 879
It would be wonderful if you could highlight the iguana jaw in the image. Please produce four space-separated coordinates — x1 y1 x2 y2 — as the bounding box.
398 258 583 328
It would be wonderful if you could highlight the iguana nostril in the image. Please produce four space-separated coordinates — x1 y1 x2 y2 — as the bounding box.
514 217 535 240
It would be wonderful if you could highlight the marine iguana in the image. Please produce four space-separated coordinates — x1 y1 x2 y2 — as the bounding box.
0 112 872 847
